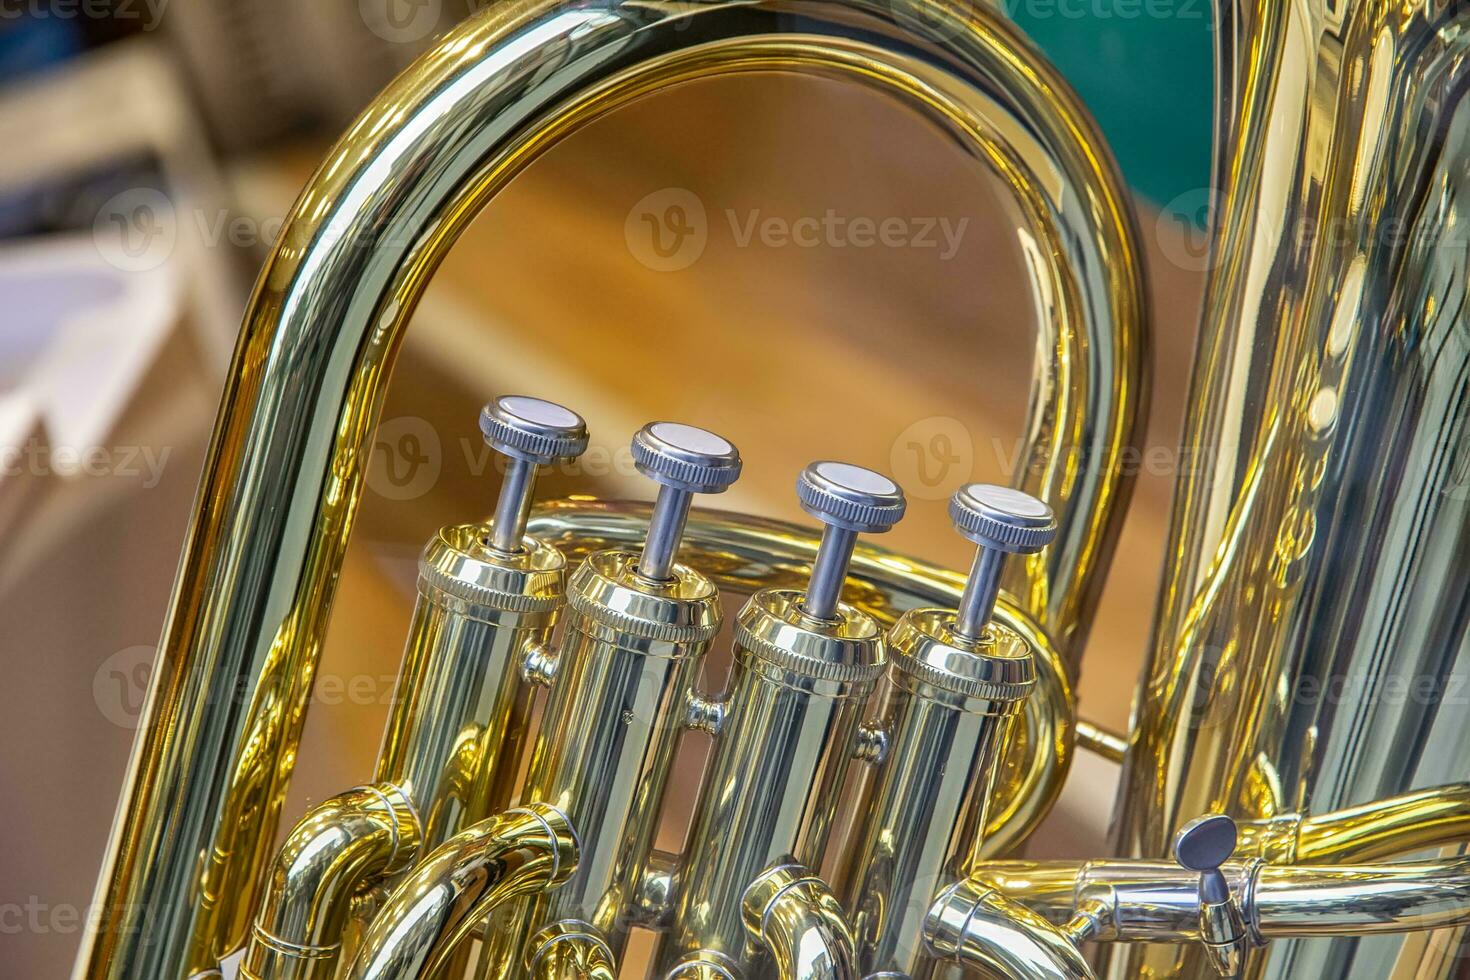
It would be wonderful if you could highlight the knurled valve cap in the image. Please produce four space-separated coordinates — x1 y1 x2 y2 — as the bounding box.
797 461 907 533
631 422 742 581
949 484 1058 554
479 395 589 464
949 484 1057 640
632 422 743 494
796 461 906 620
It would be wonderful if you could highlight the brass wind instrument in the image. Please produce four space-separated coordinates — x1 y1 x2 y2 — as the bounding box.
72 0 1470 978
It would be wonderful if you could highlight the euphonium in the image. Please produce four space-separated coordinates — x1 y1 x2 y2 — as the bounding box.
71 1 1470 979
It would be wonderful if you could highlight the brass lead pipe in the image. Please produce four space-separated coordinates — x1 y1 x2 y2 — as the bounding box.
241 785 421 980
742 865 858 980
343 804 577 980
76 1 1143 974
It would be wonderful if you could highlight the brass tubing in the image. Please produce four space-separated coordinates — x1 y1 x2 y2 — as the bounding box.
926 877 1097 980
838 614 1034 975
1291 784 1470 864
526 921 618 980
529 499 1076 859
343 804 577 980
1255 858 1470 938
1111 0 1470 975
477 552 721 976
78 2 1143 969
660 591 883 972
741 865 858 980
977 856 1470 944
241 785 421 980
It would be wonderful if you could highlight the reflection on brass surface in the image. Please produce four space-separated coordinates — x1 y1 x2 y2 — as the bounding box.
529 500 1077 860
1109 1 1470 977
81 0 1470 975
75 1 1142 970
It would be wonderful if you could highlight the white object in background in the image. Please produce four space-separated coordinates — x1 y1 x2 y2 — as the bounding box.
0 234 181 483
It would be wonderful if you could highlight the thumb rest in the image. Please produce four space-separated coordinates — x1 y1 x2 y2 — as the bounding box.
73 0 1470 977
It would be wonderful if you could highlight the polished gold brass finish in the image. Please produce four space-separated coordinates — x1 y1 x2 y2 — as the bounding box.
660 589 885 974
840 614 1035 975
741 865 858 980
478 551 722 977
379 524 564 845
241 785 420 980
75 0 1143 969
526 922 617 980
926 876 1097 980
528 499 1078 859
1108 1 1470 977
343 803 577 979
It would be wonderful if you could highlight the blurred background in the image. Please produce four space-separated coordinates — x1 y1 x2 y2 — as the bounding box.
0 1 1212 976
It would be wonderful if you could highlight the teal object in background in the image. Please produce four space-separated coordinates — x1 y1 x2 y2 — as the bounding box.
1011 2 1214 211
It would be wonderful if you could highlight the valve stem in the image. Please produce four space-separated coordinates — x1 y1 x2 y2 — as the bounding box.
796 462 907 620
631 422 742 581
480 396 590 554
948 484 1058 642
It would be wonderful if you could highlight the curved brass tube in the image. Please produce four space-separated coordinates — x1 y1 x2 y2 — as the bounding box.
77 2 1143 972
926 876 1097 980
241 785 421 980
1237 784 1470 865
343 804 576 980
527 499 1074 858
526 921 617 980
741 865 857 980
976 856 1470 943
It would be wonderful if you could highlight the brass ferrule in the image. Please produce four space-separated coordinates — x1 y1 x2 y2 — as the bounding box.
662 589 883 973
241 784 421 980
740 865 857 980
925 877 1098 980
479 551 721 976
838 612 1036 975
525 921 618 980
376 524 566 847
343 803 577 980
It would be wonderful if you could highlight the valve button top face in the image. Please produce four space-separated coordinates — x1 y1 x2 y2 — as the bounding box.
632 421 743 493
949 483 1057 553
797 461 907 533
1174 814 1239 872
479 395 589 463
